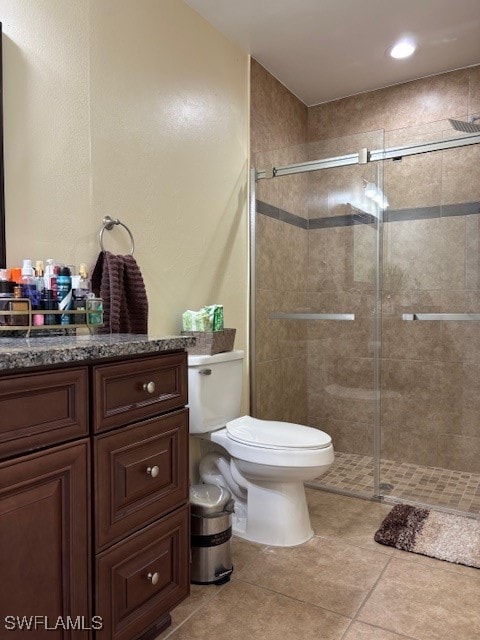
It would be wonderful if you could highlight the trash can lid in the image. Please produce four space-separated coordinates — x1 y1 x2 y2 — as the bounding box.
190 484 232 516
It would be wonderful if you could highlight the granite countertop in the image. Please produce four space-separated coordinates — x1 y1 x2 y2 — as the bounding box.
0 333 196 371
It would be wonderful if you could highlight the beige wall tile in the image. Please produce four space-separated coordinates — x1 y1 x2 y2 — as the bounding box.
250 59 308 156
383 218 465 291
255 289 283 363
308 67 471 141
441 145 480 204
255 361 284 420
282 355 308 424
384 150 442 210
437 433 480 473
468 65 480 115
255 214 284 291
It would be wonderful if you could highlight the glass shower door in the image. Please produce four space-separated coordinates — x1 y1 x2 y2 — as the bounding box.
252 131 384 498
380 124 480 515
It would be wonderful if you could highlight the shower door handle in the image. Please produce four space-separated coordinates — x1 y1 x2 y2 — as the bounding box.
270 312 355 321
402 313 480 321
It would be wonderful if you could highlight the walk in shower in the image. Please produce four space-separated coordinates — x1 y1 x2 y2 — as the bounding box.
250 121 480 516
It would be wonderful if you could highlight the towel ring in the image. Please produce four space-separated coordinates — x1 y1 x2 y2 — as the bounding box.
99 216 135 255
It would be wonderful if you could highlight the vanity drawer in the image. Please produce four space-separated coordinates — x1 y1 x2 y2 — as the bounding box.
95 504 189 640
0 367 88 459
92 352 187 433
94 408 188 550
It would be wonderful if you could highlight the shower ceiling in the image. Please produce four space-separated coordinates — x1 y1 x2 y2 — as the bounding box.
184 0 480 106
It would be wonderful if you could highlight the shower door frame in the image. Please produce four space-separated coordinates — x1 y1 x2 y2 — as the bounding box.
250 129 480 503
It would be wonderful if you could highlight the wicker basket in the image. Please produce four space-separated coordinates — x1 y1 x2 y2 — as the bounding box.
181 328 236 355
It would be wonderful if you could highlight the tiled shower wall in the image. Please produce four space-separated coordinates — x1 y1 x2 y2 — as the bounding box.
251 60 309 424
251 59 480 474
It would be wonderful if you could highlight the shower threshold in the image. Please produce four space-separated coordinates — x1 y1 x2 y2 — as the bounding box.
308 451 480 516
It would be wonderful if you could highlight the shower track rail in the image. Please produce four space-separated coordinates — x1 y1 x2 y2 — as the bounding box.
270 312 355 321
255 132 480 179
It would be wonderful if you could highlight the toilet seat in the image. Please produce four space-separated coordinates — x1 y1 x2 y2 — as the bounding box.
226 416 331 450
210 422 334 468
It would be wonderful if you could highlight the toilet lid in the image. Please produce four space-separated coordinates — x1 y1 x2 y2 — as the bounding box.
226 416 331 450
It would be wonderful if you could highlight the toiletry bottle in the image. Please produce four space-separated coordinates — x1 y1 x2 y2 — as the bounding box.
42 290 58 325
44 258 58 295
57 266 72 325
35 261 45 293
33 261 45 326
73 264 91 324
21 259 36 298
8 286 29 327
0 277 14 326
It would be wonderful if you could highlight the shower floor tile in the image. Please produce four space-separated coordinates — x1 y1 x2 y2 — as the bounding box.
308 451 480 516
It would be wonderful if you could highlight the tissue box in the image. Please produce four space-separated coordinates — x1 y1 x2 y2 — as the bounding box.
181 328 236 355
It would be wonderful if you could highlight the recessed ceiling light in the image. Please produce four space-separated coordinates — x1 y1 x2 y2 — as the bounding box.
389 40 416 59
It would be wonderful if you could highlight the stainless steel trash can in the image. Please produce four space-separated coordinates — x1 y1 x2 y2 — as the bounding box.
190 484 234 585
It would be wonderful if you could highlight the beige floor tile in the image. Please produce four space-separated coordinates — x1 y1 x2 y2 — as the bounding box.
154 583 229 640
358 557 480 639
166 581 351 640
230 537 267 575
391 546 480 580
306 488 394 553
236 534 390 617
156 539 266 639
344 621 416 639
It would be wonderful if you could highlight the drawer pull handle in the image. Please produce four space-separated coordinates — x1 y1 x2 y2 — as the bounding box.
147 571 160 585
147 465 160 478
199 368 212 376
143 381 156 394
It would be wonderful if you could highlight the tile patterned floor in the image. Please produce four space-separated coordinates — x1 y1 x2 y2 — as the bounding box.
156 488 480 640
309 451 480 515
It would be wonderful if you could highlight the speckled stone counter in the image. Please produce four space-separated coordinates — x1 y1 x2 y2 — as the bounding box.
0 333 195 371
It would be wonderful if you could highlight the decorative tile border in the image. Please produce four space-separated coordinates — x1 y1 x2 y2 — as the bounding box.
256 199 480 230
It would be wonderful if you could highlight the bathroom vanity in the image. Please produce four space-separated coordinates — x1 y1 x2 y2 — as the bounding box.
0 333 194 639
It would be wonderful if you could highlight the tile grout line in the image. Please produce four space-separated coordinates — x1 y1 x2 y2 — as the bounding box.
157 582 232 640
350 553 395 625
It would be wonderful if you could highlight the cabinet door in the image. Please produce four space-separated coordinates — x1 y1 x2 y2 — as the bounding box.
0 440 90 639
96 505 189 640
94 409 188 550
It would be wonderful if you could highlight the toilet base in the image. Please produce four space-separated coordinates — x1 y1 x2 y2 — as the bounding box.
232 479 314 547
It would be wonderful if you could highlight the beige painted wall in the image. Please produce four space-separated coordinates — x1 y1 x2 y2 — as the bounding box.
1 0 249 353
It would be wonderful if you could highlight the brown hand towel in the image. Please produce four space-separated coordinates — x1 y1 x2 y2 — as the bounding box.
91 251 148 334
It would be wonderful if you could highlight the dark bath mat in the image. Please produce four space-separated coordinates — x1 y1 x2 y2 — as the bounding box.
374 504 480 569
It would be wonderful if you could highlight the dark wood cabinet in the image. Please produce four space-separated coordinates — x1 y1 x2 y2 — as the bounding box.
0 367 88 458
92 353 187 433
0 440 90 639
0 349 190 640
94 408 189 551
96 506 189 640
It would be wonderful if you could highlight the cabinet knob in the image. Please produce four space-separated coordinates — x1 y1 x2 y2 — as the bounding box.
146 465 160 478
147 572 159 585
143 381 156 394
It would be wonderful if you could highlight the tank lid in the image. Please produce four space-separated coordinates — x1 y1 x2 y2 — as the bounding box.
187 349 244 367
190 484 232 516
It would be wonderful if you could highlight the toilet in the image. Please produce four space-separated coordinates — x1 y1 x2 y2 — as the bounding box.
188 350 334 547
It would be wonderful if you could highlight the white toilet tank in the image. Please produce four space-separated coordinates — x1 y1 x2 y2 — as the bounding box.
188 350 244 433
